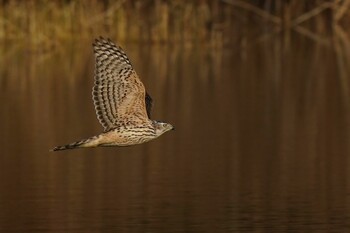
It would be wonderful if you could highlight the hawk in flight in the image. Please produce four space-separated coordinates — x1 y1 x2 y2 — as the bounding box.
52 37 174 151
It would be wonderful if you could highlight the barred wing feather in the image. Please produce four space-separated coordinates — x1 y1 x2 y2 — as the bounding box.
92 38 150 131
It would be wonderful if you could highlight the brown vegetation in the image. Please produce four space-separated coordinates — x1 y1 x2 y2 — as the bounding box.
0 0 349 46
0 0 230 46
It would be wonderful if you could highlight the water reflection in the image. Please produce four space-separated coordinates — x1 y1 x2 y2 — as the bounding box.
0 32 349 232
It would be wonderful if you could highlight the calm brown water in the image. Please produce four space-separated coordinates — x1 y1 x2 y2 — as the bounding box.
0 32 350 232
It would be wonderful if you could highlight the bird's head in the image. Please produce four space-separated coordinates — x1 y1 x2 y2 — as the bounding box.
153 121 175 136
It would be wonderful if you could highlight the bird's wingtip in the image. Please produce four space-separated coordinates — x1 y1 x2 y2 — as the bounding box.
93 36 115 49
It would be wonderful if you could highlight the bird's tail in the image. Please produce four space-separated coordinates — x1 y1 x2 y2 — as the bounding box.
51 136 99 152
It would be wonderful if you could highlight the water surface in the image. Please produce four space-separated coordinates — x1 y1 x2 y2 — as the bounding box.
0 33 349 232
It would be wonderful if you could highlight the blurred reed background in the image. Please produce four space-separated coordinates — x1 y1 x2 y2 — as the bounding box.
0 0 229 47
0 0 348 47
2 0 350 94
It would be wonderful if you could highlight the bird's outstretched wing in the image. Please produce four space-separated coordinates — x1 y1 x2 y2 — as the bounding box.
92 37 151 131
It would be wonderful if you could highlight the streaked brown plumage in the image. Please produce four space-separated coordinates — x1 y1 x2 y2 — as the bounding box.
52 37 174 151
